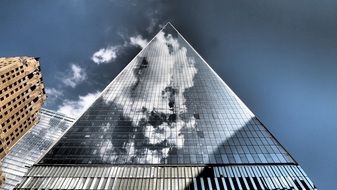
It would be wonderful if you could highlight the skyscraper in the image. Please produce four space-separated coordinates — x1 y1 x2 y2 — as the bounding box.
0 57 46 160
14 23 316 190
1 109 74 190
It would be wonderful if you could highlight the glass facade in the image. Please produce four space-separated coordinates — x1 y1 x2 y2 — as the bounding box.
1 109 74 190
14 23 316 190
16 165 315 190
40 24 293 166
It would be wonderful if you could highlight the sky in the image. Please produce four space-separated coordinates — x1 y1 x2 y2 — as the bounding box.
0 0 336 189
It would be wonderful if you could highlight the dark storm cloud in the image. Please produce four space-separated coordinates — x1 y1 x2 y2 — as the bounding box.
0 0 336 188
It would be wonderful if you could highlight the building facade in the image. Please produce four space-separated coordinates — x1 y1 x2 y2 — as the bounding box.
0 57 46 160
14 23 316 189
0 109 74 189
0 164 4 187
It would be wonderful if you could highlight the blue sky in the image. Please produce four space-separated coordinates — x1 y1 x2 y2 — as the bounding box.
1 0 336 189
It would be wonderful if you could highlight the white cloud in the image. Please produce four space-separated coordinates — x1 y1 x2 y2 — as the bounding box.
57 91 101 118
91 46 119 64
45 87 63 98
63 64 87 88
91 35 148 66
130 35 148 49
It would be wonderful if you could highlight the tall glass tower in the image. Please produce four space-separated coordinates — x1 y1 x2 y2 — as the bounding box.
15 23 316 190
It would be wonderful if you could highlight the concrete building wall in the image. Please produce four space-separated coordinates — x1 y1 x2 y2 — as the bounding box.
0 163 4 187
0 57 46 159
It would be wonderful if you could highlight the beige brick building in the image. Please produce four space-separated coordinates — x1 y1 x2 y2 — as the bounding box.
0 57 46 161
0 162 4 187
0 161 4 187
